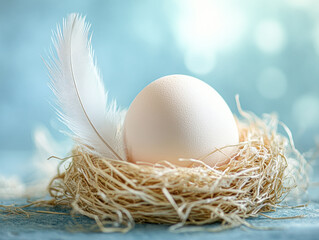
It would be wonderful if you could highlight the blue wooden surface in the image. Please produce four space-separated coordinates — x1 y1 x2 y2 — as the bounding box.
1 197 319 240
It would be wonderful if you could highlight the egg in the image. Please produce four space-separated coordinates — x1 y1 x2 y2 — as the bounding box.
124 74 239 167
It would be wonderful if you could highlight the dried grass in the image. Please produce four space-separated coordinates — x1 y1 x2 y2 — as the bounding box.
47 102 307 233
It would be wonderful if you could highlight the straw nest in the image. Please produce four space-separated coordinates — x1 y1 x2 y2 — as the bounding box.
47 108 307 233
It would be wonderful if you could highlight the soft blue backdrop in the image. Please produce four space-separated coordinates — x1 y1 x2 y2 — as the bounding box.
1 0 319 174
1 1 319 238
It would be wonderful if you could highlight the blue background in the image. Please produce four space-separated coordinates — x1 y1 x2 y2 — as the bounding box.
1 1 319 181
0 1 319 238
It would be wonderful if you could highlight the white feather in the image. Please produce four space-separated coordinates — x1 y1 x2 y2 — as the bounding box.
47 13 126 160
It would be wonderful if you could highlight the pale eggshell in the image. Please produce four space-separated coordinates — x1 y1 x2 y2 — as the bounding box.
124 74 239 167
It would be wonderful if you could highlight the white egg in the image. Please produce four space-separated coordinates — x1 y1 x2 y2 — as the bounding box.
124 74 239 167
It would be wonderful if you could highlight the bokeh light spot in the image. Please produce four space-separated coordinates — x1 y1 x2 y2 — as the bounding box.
184 50 216 75
293 94 319 131
174 0 246 53
173 0 246 74
255 20 286 54
257 67 287 99
284 0 316 8
133 19 162 49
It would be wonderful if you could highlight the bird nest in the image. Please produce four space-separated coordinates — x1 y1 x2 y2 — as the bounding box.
47 108 307 233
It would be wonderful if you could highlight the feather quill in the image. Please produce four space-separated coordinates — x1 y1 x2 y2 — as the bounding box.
47 13 126 160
